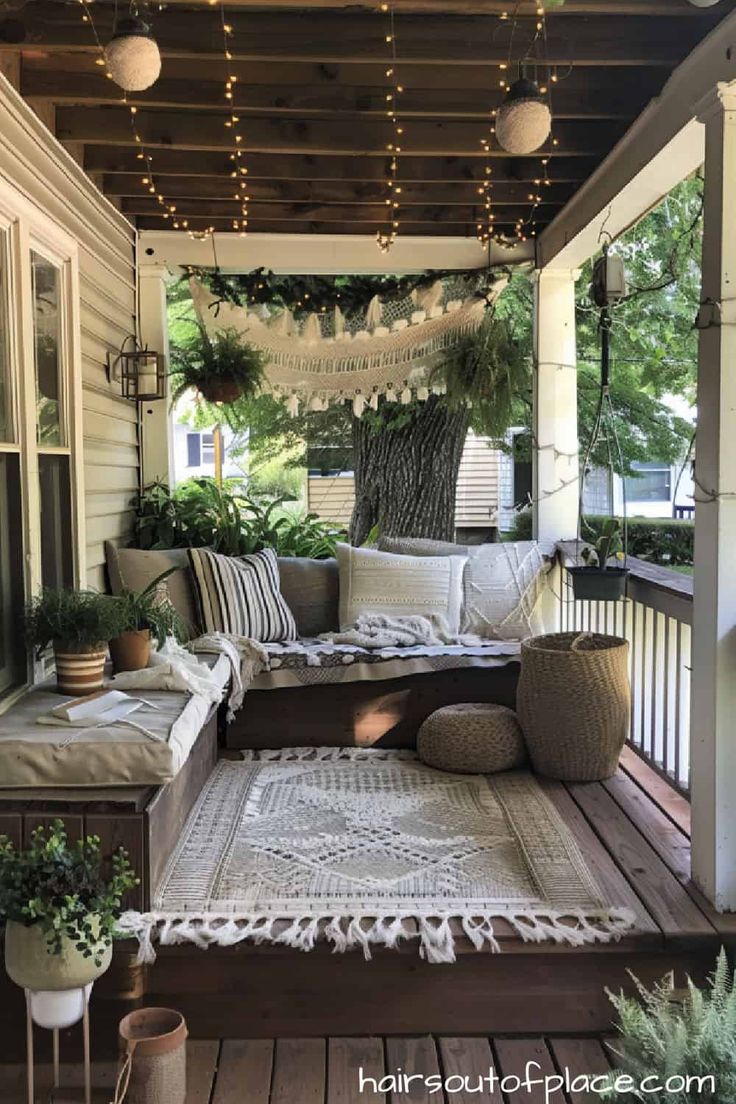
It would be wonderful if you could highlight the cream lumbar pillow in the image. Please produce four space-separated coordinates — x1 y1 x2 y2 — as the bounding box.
335 543 467 635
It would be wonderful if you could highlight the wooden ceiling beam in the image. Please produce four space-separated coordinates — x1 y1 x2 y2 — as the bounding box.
124 0 733 13
104 174 575 205
17 5 717 66
86 146 601 181
122 197 555 222
134 215 544 237
56 106 622 156
20 68 652 121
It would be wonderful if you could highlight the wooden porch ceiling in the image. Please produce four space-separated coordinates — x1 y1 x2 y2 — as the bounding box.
3 0 735 240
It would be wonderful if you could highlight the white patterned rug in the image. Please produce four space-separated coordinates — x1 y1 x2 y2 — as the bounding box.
119 748 635 963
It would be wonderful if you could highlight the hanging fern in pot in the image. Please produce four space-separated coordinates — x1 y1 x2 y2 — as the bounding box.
170 324 266 406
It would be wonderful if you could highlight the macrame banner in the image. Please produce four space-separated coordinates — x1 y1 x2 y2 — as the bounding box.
190 275 505 415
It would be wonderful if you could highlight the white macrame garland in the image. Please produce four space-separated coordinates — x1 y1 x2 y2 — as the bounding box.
189 276 505 416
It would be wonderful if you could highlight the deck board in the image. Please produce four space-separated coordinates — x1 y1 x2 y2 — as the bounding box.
213 1040 274 1104
271 1038 326 1104
327 1038 386 1104
492 1038 566 1104
437 1037 495 1103
186 1040 220 1104
547 1038 612 1103
385 1037 443 1103
565 781 718 944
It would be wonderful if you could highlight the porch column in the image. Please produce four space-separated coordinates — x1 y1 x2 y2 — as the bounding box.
690 82 736 911
531 269 580 543
138 262 173 486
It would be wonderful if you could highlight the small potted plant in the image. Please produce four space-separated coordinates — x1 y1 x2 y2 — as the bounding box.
24 589 120 694
170 323 266 405
567 518 629 601
0 820 137 1029
108 568 182 673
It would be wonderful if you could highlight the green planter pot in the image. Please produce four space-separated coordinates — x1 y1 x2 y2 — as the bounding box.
4 917 112 992
567 566 629 602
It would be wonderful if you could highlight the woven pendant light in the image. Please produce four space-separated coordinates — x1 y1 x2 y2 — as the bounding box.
495 78 551 156
686 0 720 6
105 16 161 92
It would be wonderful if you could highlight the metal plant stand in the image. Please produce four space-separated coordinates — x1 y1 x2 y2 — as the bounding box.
24 989 92 1104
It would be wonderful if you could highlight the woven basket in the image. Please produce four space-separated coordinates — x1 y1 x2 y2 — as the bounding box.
516 632 630 781
114 1008 187 1104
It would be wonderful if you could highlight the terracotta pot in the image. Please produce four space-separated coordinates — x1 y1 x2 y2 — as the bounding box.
109 628 151 673
199 378 242 404
4 917 112 992
53 641 107 695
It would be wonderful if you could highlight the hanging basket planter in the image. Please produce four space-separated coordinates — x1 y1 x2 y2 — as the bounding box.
567 565 629 602
198 378 243 404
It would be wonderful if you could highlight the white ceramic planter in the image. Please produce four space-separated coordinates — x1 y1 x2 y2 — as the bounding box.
4 918 112 992
27 983 94 1030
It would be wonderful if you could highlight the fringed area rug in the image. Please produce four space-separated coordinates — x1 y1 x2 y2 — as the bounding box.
119 748 635 963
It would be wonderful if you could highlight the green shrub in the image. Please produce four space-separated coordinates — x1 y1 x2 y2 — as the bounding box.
504 508 694 566
132 478 344 560
603 949 736 1102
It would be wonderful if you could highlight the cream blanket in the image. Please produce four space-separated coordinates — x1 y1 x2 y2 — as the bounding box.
319 613 484 650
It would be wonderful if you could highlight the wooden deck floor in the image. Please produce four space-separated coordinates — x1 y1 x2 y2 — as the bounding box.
0 1034 619 1103
0 747 732 1057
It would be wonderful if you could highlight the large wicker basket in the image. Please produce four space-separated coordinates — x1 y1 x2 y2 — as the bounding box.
516 632 630 782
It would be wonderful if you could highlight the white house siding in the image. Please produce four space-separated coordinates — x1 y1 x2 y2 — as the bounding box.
308 432 500 532
0 76 137 590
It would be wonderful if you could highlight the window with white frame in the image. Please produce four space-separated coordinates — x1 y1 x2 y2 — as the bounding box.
0 196 83 701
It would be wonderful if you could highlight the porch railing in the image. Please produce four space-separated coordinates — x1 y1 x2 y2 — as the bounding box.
555 543 693 796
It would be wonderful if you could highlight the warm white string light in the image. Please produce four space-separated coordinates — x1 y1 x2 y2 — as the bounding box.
220 3 249 238
376 4 403 254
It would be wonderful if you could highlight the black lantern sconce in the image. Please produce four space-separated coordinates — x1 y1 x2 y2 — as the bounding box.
107 336 166 401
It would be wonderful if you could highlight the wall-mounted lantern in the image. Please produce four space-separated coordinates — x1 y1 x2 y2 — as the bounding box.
107 336 166 401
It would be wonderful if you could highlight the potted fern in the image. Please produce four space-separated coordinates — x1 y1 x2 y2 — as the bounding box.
604 949 736 1101
1 820 137 1029
108 567 182 672
24 589 120 694
170 323 266 405
568 518 629 601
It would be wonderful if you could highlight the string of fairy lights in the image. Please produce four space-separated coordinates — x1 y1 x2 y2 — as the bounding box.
76 0 567 250
376 4 404 254
77 0 248 240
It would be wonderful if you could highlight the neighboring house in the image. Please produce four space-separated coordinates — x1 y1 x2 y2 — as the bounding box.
306 431 501 537
171 420 244 484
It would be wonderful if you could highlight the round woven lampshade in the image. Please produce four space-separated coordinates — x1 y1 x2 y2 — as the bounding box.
495 78 552 156
686 0 720 6
105 17 161 92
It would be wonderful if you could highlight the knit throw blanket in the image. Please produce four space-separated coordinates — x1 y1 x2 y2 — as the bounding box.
118 749 635 964
319 613 483 650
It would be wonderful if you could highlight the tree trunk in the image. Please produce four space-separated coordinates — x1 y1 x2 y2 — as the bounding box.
349 396 471 545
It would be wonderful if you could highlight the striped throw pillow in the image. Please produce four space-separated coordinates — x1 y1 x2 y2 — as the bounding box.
187 547 297 642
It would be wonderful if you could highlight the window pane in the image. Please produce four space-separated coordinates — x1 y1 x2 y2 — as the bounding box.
32 251 63 447
625 463 672 502
39 453 74 590
186 432 201 468
0 453 25 695
0 234 11 443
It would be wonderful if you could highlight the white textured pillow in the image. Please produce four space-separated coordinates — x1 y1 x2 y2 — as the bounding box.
335 543 467 634
378 536 550 640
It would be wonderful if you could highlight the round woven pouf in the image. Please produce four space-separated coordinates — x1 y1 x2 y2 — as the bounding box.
417 703 527 774
516 631 630 782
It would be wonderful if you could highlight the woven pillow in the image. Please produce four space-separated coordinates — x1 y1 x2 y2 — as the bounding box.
335 543 466 635
187 547 297 642
378 536 550 641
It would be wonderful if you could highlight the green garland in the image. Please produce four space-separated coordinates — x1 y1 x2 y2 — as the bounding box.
183 265 507 318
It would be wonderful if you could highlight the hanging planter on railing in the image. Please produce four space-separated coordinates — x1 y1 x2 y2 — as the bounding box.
567 518 630 601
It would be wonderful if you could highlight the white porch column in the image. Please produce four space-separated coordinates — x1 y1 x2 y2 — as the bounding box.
138 262 173 486
690 82 736 911
532 269 580 543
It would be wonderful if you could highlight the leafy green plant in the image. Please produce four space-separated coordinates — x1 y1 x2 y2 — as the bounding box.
580 517 625 568
505 509 694 567
0 820 138 965
110 567 183 647
603 949 736 1102
170 324 266 406
24 589 121 655
132 478 344 559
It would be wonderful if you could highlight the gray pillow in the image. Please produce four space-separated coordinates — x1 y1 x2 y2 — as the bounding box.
277 557 339 637
105 542 200 640
377 536 550 640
